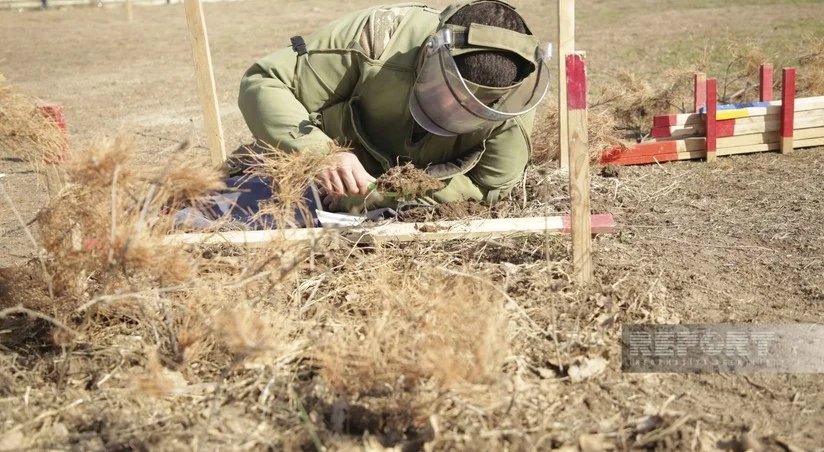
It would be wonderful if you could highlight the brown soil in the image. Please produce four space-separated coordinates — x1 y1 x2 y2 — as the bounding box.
400 200 492 222
1 1 823 451
375 162 444 198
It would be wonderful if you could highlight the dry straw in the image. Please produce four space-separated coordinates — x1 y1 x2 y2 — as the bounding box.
0 73 66 165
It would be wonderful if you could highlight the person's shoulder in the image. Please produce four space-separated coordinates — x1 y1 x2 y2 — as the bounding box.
358 3 439 60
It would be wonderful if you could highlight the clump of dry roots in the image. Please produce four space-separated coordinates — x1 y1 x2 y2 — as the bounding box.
0 73 67 165
36 136 226 299
375 161 445 197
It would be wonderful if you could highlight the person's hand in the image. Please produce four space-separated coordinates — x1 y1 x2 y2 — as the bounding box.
316 152 376 196
322 194 342 211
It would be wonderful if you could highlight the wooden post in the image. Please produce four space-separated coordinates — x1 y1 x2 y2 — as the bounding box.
566 52 591 284
781 67 796 154
183 0 227 166
693 72 706 113
706 78 717 162
126 0 133 21
760 64 773 102
557 0 574 168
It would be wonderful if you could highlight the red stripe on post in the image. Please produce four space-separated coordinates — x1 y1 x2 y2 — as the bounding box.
780 67 796 154
706 78 717 161
760 64 773 102
781 68 796 138
653 114 679 128
566 53 587 110
559 214 615 234
694 72 707 113
651 127 673 139
717 119 735 138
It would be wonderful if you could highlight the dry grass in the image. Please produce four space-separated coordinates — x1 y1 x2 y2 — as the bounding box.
0 132 703 449
530 102 627 163
0 73 66 165
237 142 337 229
798 33 824 97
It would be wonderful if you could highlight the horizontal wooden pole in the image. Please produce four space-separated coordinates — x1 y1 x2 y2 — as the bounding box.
653 96 824 128
163 215 617 247
602 136 824 166
652 108 824 139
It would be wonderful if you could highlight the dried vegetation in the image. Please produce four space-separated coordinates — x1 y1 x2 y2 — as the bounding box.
0 125 711 450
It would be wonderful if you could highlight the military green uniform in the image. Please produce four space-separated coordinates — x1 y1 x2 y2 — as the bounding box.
238 3 534 207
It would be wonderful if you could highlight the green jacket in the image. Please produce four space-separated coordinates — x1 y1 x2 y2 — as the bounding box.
238 3 535 207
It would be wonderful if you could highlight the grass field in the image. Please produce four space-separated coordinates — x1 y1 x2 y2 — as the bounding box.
1 0 823 450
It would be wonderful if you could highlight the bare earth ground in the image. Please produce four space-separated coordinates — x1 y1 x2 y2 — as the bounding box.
1 0 824 450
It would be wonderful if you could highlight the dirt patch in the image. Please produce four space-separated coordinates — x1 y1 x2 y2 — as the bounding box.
375 162 444 198
399 200 492 222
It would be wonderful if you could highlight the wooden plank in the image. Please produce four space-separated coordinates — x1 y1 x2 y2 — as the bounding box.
694 72 706 113
601 135 824 166
183 0 227 166
608 126 824 161
781 67 796 154
706 78 717 162
557 0 574 168
651 108 824 139
163 215 617 247
760 63 773 102
566 52 591 285
652 95 824 128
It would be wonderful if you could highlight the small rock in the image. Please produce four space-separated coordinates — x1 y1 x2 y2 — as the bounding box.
568 357 608 383
600 164 622 178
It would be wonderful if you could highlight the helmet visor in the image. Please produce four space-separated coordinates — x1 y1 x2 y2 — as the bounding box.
409 28 551 136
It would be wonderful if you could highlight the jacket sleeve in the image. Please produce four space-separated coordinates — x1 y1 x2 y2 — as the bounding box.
428 110 534 204
237 10 366 154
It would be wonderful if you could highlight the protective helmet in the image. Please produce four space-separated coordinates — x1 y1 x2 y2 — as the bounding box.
409 0 552 136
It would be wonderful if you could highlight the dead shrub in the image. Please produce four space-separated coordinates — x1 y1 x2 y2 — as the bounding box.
241 142 337 229
531 102 627 163
313 259 509 396
37 136 224 298
799 33 824 96
0 73 66 165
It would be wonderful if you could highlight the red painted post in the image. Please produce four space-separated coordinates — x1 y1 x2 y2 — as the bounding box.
705 78 717 162
566 52 591 284
760 64 773 102
780 67 796 154
694 72 707 113
37 104 69 163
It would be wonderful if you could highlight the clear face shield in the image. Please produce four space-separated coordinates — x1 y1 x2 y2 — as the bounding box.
409 25 552 136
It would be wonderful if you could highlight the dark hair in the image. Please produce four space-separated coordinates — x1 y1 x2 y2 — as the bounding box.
446 2 530 87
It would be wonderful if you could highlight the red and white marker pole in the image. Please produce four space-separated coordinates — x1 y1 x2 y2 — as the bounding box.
705 78 717 163
566 51 592 284
694 72 707 113
760 63 773 102
781 67 796 154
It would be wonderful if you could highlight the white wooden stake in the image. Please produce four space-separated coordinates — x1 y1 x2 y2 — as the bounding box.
183 0 226 166
558 0 575 168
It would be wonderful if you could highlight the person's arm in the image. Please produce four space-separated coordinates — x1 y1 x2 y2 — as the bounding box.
427 111 535 204
337 112 534 213
237 10 366 154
